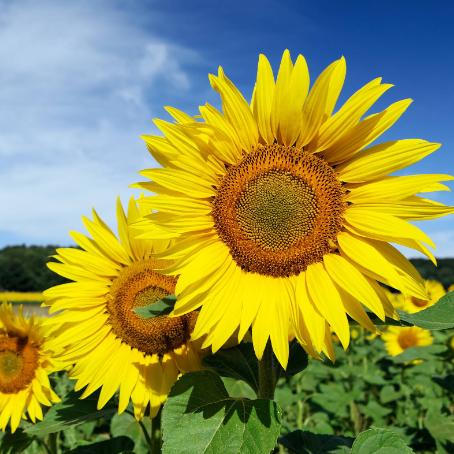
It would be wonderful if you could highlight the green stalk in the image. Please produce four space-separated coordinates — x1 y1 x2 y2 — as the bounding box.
258 341 277 399
47 432 58 454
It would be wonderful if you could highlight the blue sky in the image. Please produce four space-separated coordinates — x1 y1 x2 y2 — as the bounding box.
1 0 453 256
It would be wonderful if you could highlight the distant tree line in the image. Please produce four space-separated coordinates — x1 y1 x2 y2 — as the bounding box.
0 245 67 291
0 245 453 292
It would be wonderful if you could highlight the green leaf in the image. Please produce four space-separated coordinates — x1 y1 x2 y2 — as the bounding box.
391 345 447 363
279 430 353 453
25 391 116 436
397 291 454 330
133 295 176 318
351 428 414 453
0 428 36 454
161 370 281 454
65 436 135 453
425 410 454 443
379 385 402 404
221 377 257 400
203 343 259 394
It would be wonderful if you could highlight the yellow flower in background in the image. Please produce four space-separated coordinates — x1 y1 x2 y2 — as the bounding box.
350 328 360 340
0 292 44 303
382 326 433 356
44 199 202 420
448 284 454 292
398 280 445 313
135 50 454 368
0 304 60 432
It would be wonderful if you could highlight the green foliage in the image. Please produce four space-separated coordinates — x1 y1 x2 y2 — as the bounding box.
161 370 281 454
0 245 67 291
276 325 454 453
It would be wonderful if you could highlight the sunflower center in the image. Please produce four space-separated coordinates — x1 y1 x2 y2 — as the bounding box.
106 261 196 356
410 297 429 308
212 144 346 277
0 335 39 393
397 330 418 350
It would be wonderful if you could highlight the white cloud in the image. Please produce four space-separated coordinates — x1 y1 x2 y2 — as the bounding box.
0 0 199 245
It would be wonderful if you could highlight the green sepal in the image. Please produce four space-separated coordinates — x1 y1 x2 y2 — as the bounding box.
133 295 176 318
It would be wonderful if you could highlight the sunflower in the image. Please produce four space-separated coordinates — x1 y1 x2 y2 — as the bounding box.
135 50 454 368
394 280 445 313
0 304 60 432
44 198 201 419
382 326 433 356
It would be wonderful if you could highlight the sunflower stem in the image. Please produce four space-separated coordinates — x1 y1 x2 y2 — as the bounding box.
150 408 162 454
258 341 277 399
47 432 58 454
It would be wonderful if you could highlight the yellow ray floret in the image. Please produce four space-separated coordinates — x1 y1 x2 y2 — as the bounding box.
135 50 453 368
0 304 60 433
44 198 202 420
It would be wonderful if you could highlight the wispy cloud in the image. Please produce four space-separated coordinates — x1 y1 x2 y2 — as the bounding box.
0 0 200 245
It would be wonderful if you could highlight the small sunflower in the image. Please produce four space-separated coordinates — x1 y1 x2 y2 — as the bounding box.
382 326 433 356
0 304 60 433
394 280 445 313
44 198 201 419
136 50 454 367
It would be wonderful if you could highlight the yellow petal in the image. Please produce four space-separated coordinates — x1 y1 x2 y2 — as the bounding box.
294 273 326 353
279 54 310 146
337 139 441 183
354 201 454 220
164 106 194 124
337 231 402 289
305 263 350 349
323 98 412 163
297 56 346 147
209 67 259 152
347 174 454 203
312 79 392 152
323 253 385 319
252 53 275 144
344 206 435 247
271 49 293 139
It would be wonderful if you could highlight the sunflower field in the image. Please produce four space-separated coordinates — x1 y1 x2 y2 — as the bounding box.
1 50 454 453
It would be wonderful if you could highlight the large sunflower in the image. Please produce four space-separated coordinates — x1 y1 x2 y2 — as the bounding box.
44 198 201 419
0 304 60 433
136 50 454 368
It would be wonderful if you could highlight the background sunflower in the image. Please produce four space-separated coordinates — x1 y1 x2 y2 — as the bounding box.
44 198 202 419
0 304 60 433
